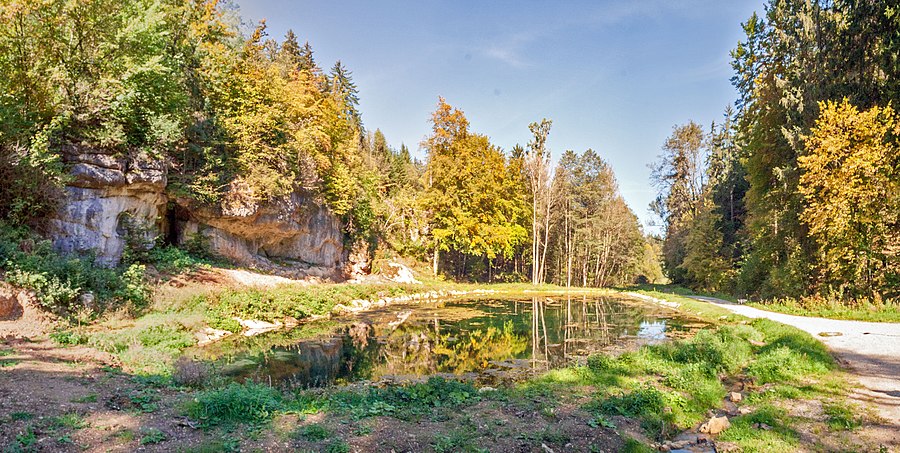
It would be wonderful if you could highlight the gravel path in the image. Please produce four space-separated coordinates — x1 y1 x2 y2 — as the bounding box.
689 296 900 428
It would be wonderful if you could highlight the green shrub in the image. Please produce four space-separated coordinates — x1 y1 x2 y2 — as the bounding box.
667 328 752 374
299 377 481 421
599 384 668 418
187 382 282 426
586 353 614 371
139 428 167 445
0 223 151 315
50 330 89 346
147 245 213 274
325 440 351 453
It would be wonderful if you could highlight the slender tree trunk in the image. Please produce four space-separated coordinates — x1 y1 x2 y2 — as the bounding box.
539 191 552 284
565 203 572 288
433 248 439 276
532 196 539 285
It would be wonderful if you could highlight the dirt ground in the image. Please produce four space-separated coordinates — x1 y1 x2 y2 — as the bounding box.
0 334 627 452
1 285 896 452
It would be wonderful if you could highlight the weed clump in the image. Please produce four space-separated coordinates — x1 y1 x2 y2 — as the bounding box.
293 423 331 441
188 382 282 426
293 377 481 421
823 402 862 431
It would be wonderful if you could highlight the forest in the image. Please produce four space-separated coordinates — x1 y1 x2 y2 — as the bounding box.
652 0 900 302
0 0 660 293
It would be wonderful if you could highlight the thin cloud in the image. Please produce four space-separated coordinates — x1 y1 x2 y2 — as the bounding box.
477 31 539 68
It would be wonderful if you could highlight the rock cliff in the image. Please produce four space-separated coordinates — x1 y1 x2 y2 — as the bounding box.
49 147 347 278
49 146 166 266
171 192 344 279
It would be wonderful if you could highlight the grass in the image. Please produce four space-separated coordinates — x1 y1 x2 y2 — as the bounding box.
748 298 900 323
717 405 800 450
823 402 863 431
564 318 837 445
291 376 482 421
10 412 34 421
85 312 202 375
187 381 282 427
50 413 87 430
433 427 482 453
294 423 331 441
71 393 98 403
633 282 900 323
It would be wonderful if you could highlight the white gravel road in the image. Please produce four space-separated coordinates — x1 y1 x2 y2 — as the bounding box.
689 296 900 427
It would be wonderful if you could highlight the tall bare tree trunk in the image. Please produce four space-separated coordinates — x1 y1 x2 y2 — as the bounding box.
433 248 439 276
565 204 572 288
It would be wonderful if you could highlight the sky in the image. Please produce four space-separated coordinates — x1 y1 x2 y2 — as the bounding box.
235 0 763 233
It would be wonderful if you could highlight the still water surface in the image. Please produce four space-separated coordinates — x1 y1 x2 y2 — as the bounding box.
192 295 702 388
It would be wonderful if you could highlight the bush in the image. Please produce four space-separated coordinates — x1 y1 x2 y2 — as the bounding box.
599 384 679 440
187 382 282 426
148 244 213 275
302 377 481 421
0 223 151 315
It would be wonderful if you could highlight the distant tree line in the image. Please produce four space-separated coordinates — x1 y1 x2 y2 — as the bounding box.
0 0 661 286
654 0 900 301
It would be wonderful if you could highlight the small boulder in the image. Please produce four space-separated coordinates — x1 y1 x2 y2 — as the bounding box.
195 327 233 346
715 441 741 452
729 392 743 403
699 416 731 435
382 262 421 284
0 284 21 319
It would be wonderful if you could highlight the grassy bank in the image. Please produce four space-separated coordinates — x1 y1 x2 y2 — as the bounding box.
747 298 900 323
6 278 883 451
632 283 900 323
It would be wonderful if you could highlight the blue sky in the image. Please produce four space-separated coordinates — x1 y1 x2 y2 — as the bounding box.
236 0 762 233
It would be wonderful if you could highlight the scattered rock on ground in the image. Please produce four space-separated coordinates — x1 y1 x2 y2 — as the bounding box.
729 392 742 403
236 318 283 336
382 262 421 284
0 283 20 319
194 327 233 345
699 416 730 435
715 441 741 452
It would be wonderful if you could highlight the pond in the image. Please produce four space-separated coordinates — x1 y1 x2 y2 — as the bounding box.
189 294 704 388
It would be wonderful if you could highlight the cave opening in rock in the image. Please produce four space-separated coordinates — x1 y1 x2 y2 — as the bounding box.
164 203 191 246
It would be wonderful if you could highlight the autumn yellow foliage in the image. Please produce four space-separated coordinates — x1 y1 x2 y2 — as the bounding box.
799 99 900 297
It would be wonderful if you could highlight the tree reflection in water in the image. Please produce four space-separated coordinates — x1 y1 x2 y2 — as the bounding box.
206 296 695 388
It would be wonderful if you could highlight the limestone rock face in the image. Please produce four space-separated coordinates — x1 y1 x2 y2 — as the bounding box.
48 146 348 278
49 147 167 266
174 192 345 279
